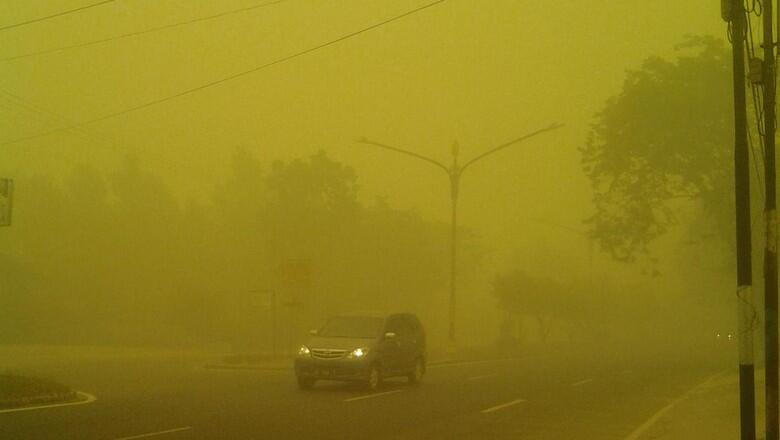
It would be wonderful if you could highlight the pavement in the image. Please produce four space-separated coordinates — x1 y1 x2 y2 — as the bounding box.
0 344 732 439
631 366 765 440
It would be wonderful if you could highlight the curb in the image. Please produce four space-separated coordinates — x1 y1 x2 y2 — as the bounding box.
0 391 96 414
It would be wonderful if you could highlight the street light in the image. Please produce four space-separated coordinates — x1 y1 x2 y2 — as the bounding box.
356 122 563 345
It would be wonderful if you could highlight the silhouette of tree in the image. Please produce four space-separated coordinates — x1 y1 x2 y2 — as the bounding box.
582 36 736 263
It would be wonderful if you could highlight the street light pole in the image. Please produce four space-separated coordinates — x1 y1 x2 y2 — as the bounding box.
449 143 461 343
357 123 563 345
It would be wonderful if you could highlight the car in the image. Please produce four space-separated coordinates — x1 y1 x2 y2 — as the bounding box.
294 312 426 390
715 331 735 345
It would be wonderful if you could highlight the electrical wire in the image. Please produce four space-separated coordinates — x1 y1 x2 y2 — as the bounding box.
743 1 768 204
0 0 118 32
0 0 447 147
1 0 288 62
0 89 118 148
745 6 767 143
747 112 767 200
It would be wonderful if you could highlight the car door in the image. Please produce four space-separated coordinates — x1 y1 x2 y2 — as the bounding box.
382 317 404 375
395 318 417 372
405 316 424 362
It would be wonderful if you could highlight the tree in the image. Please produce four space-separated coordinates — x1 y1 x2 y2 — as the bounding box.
493 270 570 343
581 36 736 263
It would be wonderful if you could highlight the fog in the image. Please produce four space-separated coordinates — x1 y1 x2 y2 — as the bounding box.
0 2 754 438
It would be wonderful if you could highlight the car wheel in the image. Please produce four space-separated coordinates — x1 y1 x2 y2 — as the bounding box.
297 376 316 390
407 357 425 385
366 364 382 391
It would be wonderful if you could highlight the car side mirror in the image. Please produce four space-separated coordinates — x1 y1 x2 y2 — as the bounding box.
309 329 318 336
384 332 397 339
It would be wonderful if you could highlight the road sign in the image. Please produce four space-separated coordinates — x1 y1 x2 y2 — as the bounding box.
278 259 311 289
0 178 12 227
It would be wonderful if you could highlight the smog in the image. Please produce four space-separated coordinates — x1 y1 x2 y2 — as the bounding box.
0 1 763 439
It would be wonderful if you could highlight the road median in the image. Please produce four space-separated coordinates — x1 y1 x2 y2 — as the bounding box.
0 374 86 412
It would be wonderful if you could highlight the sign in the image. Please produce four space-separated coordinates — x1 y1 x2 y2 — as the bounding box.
278 259 312 289
0 178 12 227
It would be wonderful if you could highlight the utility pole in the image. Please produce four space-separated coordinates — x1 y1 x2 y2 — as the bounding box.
357 123 562 346
764 0 779 437
724 0 756 438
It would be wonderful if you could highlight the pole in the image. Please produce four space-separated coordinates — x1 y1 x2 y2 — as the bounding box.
271 290 277 358
448 143 461 345
764 0 779 437
729 1 756 438
356 124 562 347
448 173 459 345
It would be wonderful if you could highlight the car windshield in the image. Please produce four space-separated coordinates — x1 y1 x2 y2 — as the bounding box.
318 317 383 338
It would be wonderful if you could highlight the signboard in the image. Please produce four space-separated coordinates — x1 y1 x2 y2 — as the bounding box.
0 178 12 227
278 259 311 289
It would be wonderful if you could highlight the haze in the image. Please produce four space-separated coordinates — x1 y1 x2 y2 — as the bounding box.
0 1 750 439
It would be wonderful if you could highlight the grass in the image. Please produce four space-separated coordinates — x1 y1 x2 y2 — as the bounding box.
0 374 77 409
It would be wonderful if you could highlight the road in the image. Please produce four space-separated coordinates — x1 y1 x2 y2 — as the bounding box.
0 346 730 439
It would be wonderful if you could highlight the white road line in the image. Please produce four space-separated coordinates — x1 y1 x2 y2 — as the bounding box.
114 426 192 440
467 374 497 381
343 390 403 402
428 358 519 369
0 391 96 414
571 378 594 387
623 371 725 440
481 398 526 414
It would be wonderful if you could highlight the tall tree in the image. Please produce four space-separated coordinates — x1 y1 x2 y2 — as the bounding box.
582 36 735 263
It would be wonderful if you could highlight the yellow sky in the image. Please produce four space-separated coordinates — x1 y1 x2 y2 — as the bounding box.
0 0 724 276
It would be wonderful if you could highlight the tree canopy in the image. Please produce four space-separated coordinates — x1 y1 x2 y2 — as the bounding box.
581 36 736 263
0 150 482 348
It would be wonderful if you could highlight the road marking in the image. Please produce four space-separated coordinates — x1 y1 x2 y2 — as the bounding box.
467 374 497 381
0 391 96 414
343 390 403 402
571 378 594 387
623 371 725 440
428 358 520 369
202 364 289 373
481 398 526 414
114 426 192 440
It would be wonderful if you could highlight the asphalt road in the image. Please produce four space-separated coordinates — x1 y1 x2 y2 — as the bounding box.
0 346 730 439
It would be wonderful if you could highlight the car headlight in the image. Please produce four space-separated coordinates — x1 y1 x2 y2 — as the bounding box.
298 345 311 357
347 347 369 359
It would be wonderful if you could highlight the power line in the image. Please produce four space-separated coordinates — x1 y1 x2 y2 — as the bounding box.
0 0 118 32
1 0 288 62
743 3 767 204
1 0 447 147
0 88 117 147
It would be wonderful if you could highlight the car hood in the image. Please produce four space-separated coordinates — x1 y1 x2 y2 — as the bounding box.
306 336 376 350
